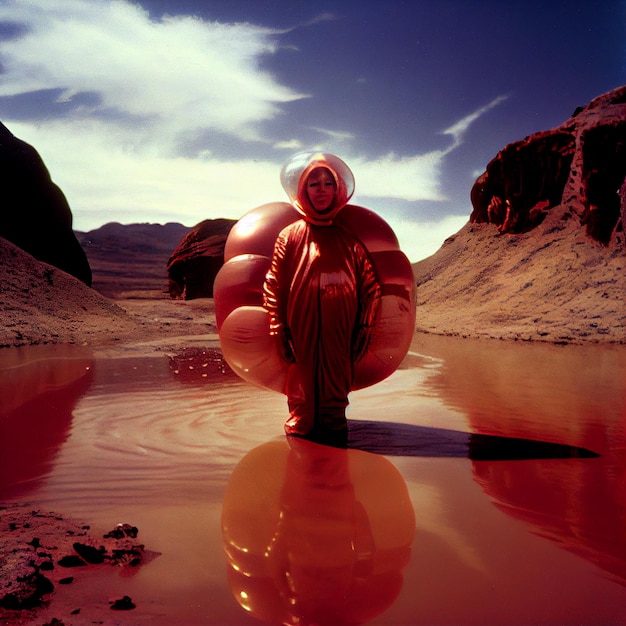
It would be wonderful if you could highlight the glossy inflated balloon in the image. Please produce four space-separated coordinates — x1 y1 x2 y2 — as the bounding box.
336 204 400 252
213 254 270 328
219 306 288 393
214 152 416 398
223 202 299 263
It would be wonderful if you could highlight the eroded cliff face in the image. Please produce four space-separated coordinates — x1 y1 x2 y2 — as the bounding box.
414 87 625 345
470 86 626 247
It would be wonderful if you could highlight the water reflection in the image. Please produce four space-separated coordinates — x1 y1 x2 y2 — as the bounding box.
414 334 625 453
0 345 93 499
472 457 626 586
0 337 624 624
222 437 415 625
414 334 626 588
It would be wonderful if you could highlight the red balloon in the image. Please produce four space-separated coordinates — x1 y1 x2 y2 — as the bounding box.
213 254 270 328
336 204 400 253
354 293 415 389
219 306 288 393
223 202 299 262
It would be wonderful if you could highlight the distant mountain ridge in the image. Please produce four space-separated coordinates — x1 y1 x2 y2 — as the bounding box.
76 221 192 298
77 221 190 251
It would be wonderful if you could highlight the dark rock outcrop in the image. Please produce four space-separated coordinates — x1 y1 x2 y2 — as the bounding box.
0 121 92 285
167 218 236 299
470 86 626 246
0 506 152 617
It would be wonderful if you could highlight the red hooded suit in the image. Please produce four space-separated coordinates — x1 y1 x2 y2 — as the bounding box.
263 153 381 440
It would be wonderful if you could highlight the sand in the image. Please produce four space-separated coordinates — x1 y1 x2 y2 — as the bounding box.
413 214 625 345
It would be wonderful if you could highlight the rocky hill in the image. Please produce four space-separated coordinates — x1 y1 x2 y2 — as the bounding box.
167 218 236 299
0 236 139 347
414 86 625 344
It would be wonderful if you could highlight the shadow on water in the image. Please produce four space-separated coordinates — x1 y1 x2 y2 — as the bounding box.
347 415 624 590
347 419 600 459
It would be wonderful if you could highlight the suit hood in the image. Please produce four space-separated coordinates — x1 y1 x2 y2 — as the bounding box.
280 152 355 225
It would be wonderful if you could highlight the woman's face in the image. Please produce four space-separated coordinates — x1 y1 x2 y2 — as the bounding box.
306 168 337 214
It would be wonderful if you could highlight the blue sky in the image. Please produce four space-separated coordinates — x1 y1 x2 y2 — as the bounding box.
0 0 624 261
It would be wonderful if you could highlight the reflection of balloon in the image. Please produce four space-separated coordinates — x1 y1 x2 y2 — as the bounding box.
214 202 416 393
221 438 415 625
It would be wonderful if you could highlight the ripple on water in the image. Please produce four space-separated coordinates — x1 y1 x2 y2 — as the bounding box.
36 355 287 507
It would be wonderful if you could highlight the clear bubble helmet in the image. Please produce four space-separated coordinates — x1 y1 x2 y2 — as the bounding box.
214 152 416 393
281 151 355 225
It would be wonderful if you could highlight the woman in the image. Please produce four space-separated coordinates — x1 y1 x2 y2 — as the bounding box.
263 153 381 445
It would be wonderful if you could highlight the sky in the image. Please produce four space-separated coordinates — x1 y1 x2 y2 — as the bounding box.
0 0 624 262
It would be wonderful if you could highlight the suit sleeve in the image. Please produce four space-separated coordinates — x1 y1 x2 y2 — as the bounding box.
352 246 381 362
263 230 295 362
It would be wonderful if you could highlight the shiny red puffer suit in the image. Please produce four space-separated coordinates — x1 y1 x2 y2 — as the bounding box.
264 219 381 436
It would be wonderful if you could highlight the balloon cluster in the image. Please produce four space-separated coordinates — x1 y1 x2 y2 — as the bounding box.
214 201 416 394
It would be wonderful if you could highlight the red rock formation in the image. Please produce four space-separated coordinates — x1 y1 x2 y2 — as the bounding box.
470 86 626 246
0 121 92 285
167 218 236 299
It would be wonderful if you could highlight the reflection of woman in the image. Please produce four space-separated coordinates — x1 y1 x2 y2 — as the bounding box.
264 153 381 444
222 438 415 625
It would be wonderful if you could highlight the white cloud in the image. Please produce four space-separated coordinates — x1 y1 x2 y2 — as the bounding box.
310 126 355 142
442 94 510 148
0 0 496 259
273 139 305 150
0 0 307 227
386 214 469 263
297 12 339 28
8 120 284 230
0 0 306 149
350 150 448 202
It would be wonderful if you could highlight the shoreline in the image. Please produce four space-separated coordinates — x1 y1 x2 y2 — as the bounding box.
2 294 624 356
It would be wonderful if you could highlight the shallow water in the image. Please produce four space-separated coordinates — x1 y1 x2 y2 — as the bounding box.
1 336 624 625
